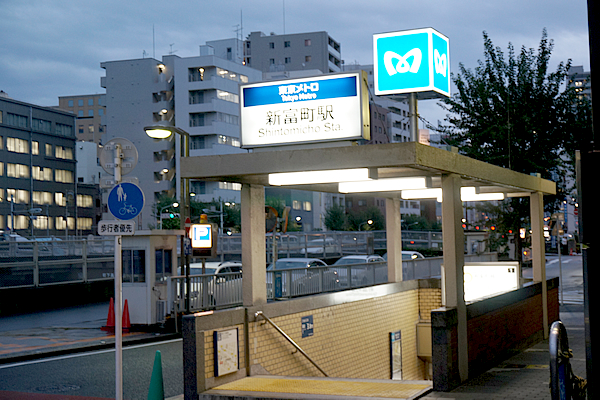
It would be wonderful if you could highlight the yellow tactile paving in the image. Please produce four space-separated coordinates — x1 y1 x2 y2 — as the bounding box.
211 377 431 399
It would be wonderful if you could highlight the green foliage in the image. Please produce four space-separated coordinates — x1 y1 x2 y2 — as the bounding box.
401 214 441 231
434 30 591 256
346 206 385 231
324 203 346 231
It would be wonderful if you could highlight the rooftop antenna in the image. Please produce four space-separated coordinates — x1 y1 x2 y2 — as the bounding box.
169 43 177 55
142 50 148 58
283 0 286 34
153 24 156 59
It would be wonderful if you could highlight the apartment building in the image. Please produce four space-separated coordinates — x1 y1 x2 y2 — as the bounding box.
0 95 99 237
57 94 106 144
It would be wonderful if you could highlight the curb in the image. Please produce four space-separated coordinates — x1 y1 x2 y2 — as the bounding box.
0 332 181 365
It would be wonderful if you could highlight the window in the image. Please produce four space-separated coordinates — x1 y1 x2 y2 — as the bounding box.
303 201 312 211
33 215 51 230
88 125 94 134
269 42 275 49
216 90 239 104
305 39 312 46
32 118 52 133
216 113 239 125
6 137 28 153
77 218 93 230
191 181 206 195
6 113 28 128
45 143 52 156
218 182 241 191
55 146 74 160
285 57 291 64
55 169 74 183
55 192 66 206
32 141 39 155
88 110 93 117
155 249 173 282
218 135 240 147
122 249 146 283
32 191 52 204
78 110 84 117
0 162 3 176
189 113 204 127
78 99 84 106
0 135 2 149
77 194 93 207
55 216 75 230
55 123 73 137
188 67 205 82
293 200 301 210
190 135 205 149
7 163 29 178
68 100 74 107
284 41 291 48
305 55 312 62
8 215 28 230
98 109 104 116
189 90 204 104
6 188 29 204
88 98 94 106
270 59 275 65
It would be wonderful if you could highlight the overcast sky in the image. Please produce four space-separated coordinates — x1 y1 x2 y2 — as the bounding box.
1 0 590 126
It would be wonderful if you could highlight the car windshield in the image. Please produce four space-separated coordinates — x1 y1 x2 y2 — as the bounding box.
190 267 217 275
333 258 364 265
269 260 307 270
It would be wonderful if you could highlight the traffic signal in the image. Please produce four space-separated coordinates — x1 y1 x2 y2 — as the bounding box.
169 213 180 219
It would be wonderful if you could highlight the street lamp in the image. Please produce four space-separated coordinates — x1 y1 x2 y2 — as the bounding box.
359 219 374 231
145 121 191 311
158 202 179 229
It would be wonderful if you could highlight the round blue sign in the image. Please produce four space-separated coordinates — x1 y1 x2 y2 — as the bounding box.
108 182 145 220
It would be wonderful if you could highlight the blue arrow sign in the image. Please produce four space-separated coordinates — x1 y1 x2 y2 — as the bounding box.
108 182 145 220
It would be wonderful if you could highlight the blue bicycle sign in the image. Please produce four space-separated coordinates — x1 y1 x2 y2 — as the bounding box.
108 182 144 220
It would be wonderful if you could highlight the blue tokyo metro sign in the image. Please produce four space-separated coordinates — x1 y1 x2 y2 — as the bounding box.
373 28 450 98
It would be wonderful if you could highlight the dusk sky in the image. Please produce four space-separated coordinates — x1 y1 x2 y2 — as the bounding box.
1 0 590 126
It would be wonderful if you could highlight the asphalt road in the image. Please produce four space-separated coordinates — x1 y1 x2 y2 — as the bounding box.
0 339 183 399
522 254 584 304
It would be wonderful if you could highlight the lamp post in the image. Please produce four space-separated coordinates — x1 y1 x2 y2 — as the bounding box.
158 202 179 230
145 122 191 310
359 219 374 231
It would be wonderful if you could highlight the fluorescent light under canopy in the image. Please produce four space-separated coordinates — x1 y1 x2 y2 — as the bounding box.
268 168 371 186
339 177 430 193
400 186 505 202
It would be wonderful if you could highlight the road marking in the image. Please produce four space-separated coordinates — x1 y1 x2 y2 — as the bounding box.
0 338 182 370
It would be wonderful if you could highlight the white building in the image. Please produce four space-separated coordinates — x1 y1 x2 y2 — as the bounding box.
101 46 262 228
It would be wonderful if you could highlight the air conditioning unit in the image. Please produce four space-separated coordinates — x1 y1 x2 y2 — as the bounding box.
156 300 167 323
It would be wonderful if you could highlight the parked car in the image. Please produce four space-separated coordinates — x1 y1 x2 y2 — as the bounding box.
382 251 425 261
333 255 386 287
299 237 338 256
182 261 243 308
266 258 339 297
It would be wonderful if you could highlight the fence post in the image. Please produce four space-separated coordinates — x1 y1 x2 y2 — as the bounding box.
82 239 88 282
33 242 39 287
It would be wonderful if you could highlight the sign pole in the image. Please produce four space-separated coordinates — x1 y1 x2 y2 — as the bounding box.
409 93 419 142
114 143 123 400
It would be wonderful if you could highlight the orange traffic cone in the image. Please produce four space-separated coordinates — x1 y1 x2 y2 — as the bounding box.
102 297 115 331
122 299 131 333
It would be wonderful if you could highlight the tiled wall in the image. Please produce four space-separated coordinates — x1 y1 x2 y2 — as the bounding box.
200 285 441 385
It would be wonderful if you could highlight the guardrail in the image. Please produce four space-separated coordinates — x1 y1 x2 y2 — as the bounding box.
167 253 498 314
0 238 115 289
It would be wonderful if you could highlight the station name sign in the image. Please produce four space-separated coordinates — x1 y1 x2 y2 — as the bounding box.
374 28 450 99
240 71 369 148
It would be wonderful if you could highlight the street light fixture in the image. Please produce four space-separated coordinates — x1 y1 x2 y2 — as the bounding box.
359 219 373 231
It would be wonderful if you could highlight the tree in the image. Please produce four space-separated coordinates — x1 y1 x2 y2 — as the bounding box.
435 29 591 258
324 203 346 231
346 206 385 231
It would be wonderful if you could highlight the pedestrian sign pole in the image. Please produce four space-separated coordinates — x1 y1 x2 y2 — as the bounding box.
99 138 142 400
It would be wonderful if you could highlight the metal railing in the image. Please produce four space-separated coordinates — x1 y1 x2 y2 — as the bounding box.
167 253 499 314
0 238 115 289
255 311 328 377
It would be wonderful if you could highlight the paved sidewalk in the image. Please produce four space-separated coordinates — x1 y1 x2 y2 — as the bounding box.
422 303 586 400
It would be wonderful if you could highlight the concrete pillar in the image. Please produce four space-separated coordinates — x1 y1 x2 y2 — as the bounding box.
385 198 403 282
530 191 548 338
441 173 468 382
241 183 266 306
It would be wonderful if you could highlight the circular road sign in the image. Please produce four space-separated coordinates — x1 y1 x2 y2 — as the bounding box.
108 182 145 220
100 137 139 176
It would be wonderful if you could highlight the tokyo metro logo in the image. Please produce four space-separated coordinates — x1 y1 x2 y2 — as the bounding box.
434 49 447 77
383 48 422 76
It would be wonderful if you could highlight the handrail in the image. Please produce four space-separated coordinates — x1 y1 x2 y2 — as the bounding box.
254 311 328 377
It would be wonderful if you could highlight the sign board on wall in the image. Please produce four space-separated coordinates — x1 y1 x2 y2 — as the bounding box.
240 71 370 148
463 262 519 302
374 28 450 99
213 328 239 377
